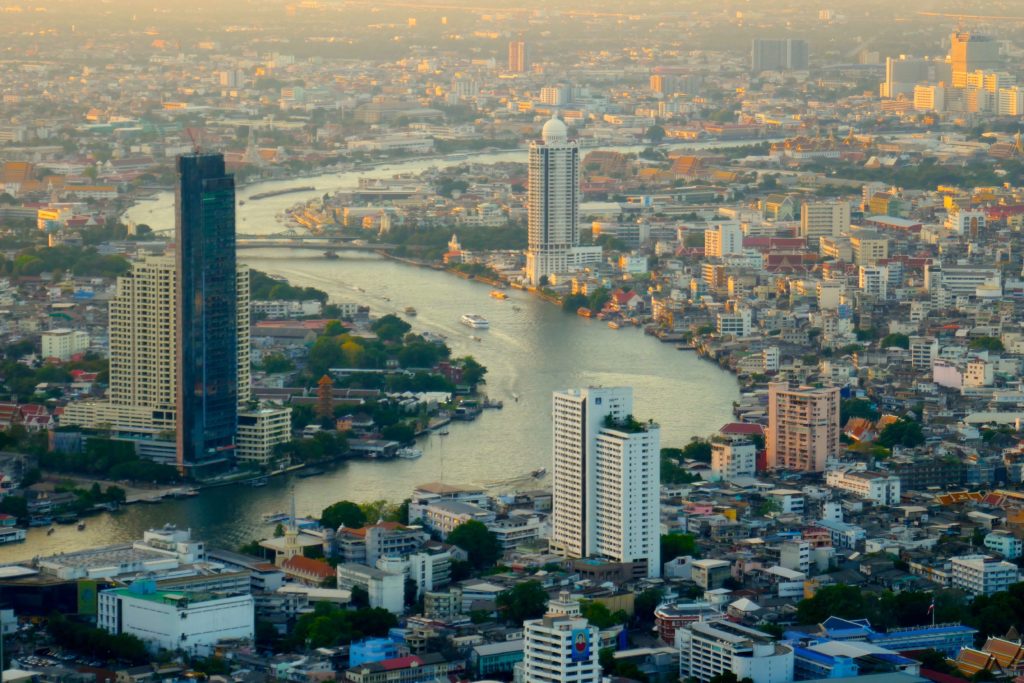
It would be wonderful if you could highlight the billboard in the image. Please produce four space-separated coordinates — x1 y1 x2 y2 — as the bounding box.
570 628 591 662
77 580 98 616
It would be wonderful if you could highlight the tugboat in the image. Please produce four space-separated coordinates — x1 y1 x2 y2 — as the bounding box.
531 467 547 478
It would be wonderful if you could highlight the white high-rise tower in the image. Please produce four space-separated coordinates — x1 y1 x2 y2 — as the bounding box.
525 114 600 286
550 387 661 578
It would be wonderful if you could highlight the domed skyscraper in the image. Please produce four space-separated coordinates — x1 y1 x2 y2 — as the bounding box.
525 113 601 286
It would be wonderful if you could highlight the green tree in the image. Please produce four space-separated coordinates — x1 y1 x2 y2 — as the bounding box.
496 581 549 624
321 500 367 530
880 333 910 349
796 584 868 624
661 533 697 563
458 356 487 386
841 398 880 424
370 314 412 342
633 587 664 625
969 336 1004 352
581 601 628 629
446 519 501 569
877 418 925 448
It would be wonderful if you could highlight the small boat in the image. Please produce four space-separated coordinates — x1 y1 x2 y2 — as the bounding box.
47 527 55 535
249 477 268 488
324 251 339 260
397 447 423 459
262 512 291 524
512 306 521 311
490 290 508 300
513 393 520 402
438 428 450 436
77 522 86 531
404 306 417 316
471 335 482 342
608 321 621 330
531 467 547 478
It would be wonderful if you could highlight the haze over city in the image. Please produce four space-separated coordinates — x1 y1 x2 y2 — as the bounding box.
2 2 1024 683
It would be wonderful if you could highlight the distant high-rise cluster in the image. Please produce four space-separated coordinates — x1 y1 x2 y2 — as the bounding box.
881 32 1017 116
751 38 809 73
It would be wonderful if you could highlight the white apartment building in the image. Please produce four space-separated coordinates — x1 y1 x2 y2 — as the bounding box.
519 612 600 683
703 222 744 257
984 531 1023 560
717 308 752 338
251 299 323 319
779 539 811 574
42 328 90 361
909 336 939 370
997 87 1024 116
800 200 850 248
235 407 292 466
526 114 586 286
767 383 840 472
914 84 946 112
98 580 253 656
676 620 794 683
950 555 1020 596
709 440 757 482
826 467 902 505
946 209 986 235
336 563 404 614
550 387 660 577
926 264 1001 297
859 265 889 299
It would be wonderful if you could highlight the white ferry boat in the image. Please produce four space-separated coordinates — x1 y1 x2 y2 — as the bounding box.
0 527 26 544
460 314 490 329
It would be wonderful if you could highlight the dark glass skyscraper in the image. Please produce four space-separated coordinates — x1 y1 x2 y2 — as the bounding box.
175 153 238 470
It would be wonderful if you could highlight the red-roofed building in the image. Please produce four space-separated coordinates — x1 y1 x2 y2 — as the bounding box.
281 555 335 586
719 422 764 438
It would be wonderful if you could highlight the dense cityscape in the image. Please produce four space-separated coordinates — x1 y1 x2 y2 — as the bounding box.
5 1 1024 683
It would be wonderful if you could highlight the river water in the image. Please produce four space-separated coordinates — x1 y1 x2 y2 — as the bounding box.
1 143 749 563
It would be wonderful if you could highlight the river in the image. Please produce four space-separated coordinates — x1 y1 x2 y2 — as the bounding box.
2 143 749 563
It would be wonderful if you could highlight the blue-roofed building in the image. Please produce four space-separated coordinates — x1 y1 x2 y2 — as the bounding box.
793 645 859 680
866 624 977 657
790 617 977 659
820 617 874 640
350 638 401 667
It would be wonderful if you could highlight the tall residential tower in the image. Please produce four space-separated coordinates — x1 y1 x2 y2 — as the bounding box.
525 114 600 286
550 387 661 578
175 153 239 469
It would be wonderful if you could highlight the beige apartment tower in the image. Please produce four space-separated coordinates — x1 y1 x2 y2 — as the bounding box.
766 382 839 472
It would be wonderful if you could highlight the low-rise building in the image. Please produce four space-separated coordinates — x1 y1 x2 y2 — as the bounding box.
950 555 1020 596
98 580 254 656
676 620 794 683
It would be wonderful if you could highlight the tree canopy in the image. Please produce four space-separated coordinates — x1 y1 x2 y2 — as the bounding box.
496 580 549 624
446 519 501 569
321 500 366 530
